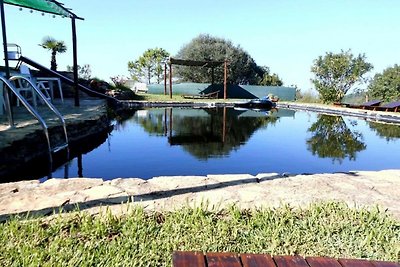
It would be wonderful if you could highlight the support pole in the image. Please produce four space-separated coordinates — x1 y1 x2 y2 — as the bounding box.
169 63 172 99
169 108 173 139
1 0 13 126
77 154 83 177
224 60 228 100
164 63 167 95
222 106 226 143
211 67 214 85
164 108 167 136
71 17 79 107
0 0 9 79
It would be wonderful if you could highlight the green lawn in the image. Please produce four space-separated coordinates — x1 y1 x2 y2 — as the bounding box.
1 202 399 266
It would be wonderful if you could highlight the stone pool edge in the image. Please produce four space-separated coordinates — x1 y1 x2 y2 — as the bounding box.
1 169 399 221
279 102 400 124
121 100 400 123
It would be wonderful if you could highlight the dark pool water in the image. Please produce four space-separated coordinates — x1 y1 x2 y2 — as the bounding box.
40 107 399 180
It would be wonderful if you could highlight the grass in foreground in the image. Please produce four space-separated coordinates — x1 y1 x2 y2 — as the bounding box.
0 202 399 266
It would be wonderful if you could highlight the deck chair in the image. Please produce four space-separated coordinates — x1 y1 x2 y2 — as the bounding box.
346 99 382 109
181 91 219 99
14 65 39 107
360 99 382 109
375 101 400 112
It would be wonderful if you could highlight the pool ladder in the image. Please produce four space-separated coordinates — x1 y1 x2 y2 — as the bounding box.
1 76 69 163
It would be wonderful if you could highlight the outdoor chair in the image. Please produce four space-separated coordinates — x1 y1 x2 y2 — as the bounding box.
15 65 63 106
14 65 38 107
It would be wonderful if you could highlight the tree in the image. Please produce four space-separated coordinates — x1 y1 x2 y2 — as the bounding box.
367 64 400 102
39 36 67 71
311 50 373 103
127 48 170 84
258 66 283 86
66 64 92 80
175 34 268 85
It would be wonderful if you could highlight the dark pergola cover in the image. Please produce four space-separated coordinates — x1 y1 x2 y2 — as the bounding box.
169 57 224 68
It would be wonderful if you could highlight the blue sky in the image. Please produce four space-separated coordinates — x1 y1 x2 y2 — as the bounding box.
3 0 399 91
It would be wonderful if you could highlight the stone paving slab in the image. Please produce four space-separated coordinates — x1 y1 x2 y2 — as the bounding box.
0 98 107 147
0 170 399 221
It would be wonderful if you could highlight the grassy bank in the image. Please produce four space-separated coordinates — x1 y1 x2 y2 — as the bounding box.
1 202 399 266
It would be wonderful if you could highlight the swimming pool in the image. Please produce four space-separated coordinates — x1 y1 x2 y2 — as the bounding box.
4 107 400 181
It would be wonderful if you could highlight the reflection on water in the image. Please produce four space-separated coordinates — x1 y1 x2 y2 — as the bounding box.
368 121 400 142
1 107 400 182
134 107 279 159
0 127 111 183
306 115 366 162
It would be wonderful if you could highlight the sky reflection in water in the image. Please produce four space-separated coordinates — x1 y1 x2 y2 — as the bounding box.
49 107 400 180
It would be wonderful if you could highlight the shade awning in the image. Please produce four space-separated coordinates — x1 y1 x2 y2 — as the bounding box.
169 57 225 68
3 0 82 19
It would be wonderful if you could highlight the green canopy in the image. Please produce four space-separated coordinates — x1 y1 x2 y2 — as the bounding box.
3 0 80 18
1 0 83 112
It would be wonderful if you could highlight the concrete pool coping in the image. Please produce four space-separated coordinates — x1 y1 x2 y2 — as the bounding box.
1 170 399 221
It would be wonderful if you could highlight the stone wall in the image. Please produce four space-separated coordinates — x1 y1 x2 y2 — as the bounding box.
0 114 111 179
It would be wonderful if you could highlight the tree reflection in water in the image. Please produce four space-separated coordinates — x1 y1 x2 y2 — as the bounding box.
135 108 278 159
368 121 400 142
306 115 366 162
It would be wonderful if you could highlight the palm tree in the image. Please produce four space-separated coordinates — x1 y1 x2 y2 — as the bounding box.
39 36 67 71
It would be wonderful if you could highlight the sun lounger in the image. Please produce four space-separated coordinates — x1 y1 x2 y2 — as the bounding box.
375 101 400 112
181 91 219 99
346 100 382 109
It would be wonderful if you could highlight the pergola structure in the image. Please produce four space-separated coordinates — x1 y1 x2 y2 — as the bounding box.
0 0 83 106
164 57 228 99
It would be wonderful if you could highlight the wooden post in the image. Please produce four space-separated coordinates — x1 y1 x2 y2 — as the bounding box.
169 63 172 99
71 17 80 107
0 0 9 79
211 67 214 85
224 60 228 100
0 0 14 126
164 63 167 95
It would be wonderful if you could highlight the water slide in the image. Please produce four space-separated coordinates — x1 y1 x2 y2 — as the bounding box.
19 56 119 103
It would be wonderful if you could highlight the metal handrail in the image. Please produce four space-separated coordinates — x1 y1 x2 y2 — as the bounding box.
9 75 69 147
0 76 14 126
0 76 51 157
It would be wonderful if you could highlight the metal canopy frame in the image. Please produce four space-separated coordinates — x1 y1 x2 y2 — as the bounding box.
1 0 84 107
165 57 228 99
